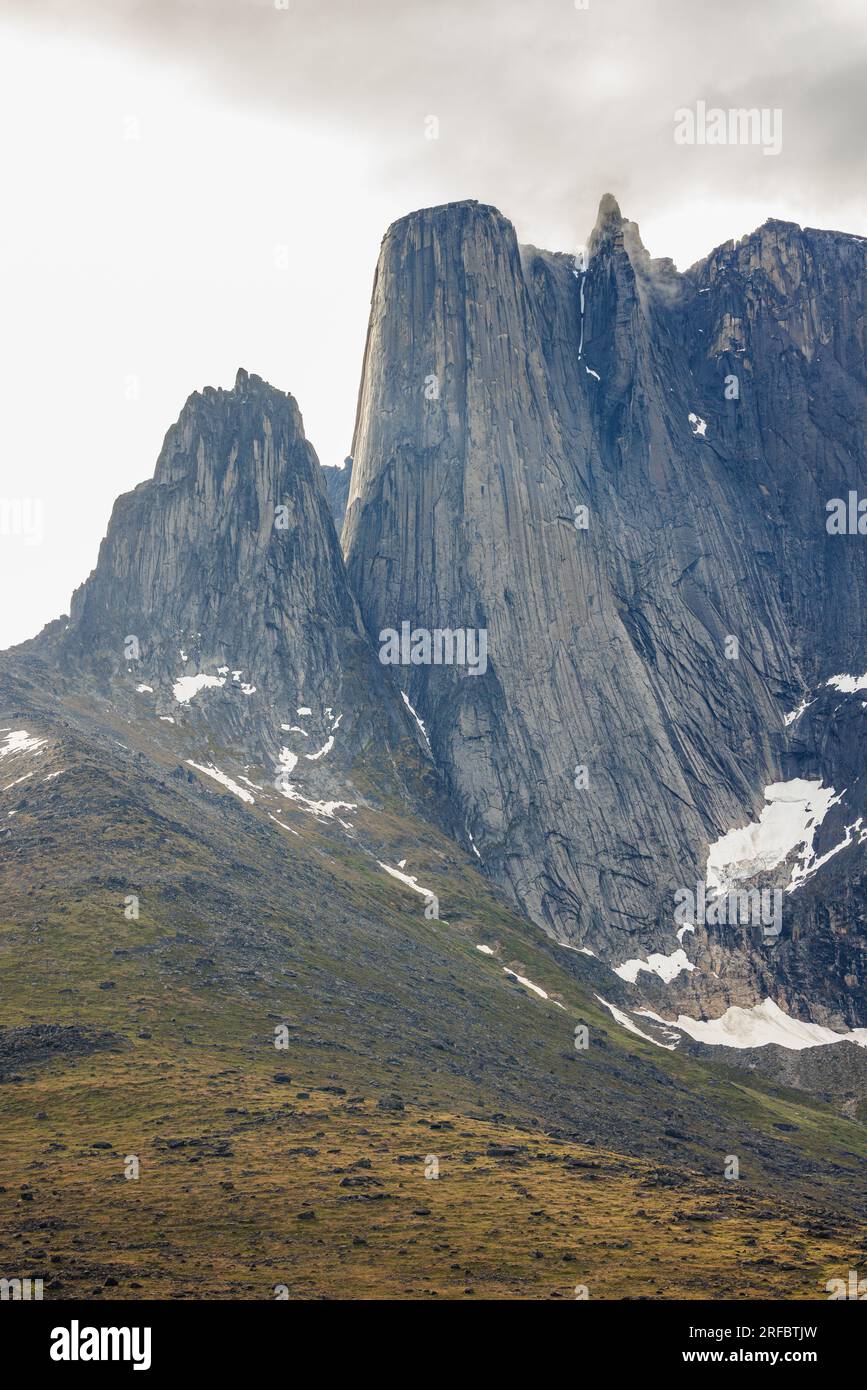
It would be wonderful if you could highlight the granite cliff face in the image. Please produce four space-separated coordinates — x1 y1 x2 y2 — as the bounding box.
14 368 428 836
322 458 353 529
343 196 867 1026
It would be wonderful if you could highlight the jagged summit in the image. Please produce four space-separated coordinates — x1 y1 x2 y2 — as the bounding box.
181 367 297 417
594 190 623 226
57 369 368 745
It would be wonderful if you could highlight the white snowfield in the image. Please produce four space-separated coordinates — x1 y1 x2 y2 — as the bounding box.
783 670 867 723
378 861 436 900
688 412 707 437
268 812 299 837
783 697 813 726
0 729 47 759
614 947 694 984
655 998 867 1051
277 746 298 776
505 969 566 1008
186 760 255 804
596 995 677 1049
600 995 867 1053
3 772 33 791
305 736 334 761
400 690 432 754
173 673 225 703
706 779 840 895
277 782 356 822
826 671 867 694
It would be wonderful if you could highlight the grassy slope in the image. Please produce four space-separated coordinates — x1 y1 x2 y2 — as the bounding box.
2 711 866 1299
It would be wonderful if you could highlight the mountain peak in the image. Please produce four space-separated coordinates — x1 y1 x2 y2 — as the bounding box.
588 192 626 258
384 199 513 248
595 191 623 225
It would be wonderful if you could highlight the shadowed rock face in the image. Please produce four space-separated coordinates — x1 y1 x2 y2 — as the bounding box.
321 458 353 530
343 196 867 1024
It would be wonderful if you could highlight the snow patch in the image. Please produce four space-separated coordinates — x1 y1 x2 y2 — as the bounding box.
305 736 334 762
172 673 225 704
504 969 565 1007
136 684 154 694
595 996 677 1050
688 412 707 437
801 817 867 880
401 690 432 755
783 697 814 726
268 812 300 837
706 779 839 896
378 861 436 900
614 947 695 984
276 783 356 822
277 747 298 776
476 944 495 955
0 730 47 759
660 998 867 1052
826 671 867 694
3 772 33 790
186 761 255 804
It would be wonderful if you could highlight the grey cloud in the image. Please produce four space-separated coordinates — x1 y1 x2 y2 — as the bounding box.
6 0 866 255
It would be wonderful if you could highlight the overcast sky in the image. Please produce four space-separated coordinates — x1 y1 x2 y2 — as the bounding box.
1 0 865 648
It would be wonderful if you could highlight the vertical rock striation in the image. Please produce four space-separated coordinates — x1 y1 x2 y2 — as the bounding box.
344 195 867 1021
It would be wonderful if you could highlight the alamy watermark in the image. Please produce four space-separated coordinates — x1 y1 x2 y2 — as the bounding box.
826 491 867 535
379 623 487 676
675 882 782 940
0 498 43 546
826 1269 867 1299
0 1276 43 1300
674 102 782 157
